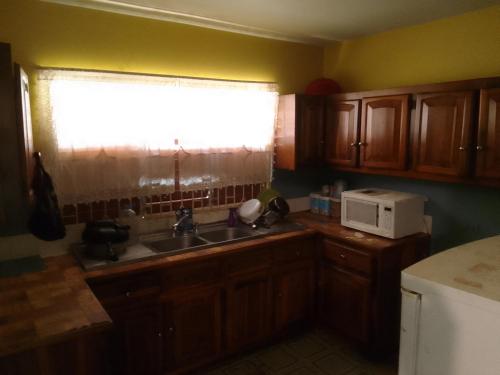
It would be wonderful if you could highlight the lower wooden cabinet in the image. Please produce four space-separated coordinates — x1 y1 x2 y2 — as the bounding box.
87 232 426 372
319 263 371 343
108 304 163 375
273 262 315 333
163 287 222 372
0 331 109 375
226 270 272 353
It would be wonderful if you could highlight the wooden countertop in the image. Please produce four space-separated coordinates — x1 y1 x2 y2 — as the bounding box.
0 255 112 357
291 211 430 252
0 213 429 358
0 226 316 358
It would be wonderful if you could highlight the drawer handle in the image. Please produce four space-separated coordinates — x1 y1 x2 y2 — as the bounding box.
295 251 301 257
168 327 174 333
340 253 346 259
157 332 162 337
125 291 131 297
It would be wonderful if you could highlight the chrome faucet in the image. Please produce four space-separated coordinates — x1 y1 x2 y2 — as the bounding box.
172 207 194 234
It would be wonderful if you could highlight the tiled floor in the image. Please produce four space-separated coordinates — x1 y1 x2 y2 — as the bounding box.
202 329 398 375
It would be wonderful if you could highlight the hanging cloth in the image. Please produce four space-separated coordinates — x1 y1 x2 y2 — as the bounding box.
28 152 66 241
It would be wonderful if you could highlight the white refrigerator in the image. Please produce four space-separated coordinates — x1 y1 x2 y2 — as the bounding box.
398 235 500 375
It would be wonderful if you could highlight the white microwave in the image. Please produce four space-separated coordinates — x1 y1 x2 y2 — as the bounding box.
341 188 425 239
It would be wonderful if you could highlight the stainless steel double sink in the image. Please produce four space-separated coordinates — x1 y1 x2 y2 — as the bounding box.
75 221 305 271
142 221 304 256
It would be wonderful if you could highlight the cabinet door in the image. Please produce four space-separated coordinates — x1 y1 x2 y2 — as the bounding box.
273 263 314 333
360 95 409 170
275 94 297 170
163 287 222 371
226 271 272 352
325 99 360 167
319 263 371 343
297 95 325 166
109 305 163 375
413 91 474 176
476 88 500 178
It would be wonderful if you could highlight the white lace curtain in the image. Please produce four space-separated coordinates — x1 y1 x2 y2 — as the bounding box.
34 69 278 205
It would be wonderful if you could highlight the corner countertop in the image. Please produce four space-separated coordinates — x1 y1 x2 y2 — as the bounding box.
290 211 430 252
0 255 112 357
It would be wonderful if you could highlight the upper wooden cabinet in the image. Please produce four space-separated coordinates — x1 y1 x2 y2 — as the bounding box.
324 99 360 167
413 91 474 177
476 88 500 179
275 94 325 170
360 95 409 170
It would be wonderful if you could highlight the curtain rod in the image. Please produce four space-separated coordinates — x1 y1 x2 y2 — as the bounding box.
36 66 278 86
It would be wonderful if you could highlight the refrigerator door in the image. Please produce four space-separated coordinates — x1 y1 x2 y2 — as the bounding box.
398 288 422 375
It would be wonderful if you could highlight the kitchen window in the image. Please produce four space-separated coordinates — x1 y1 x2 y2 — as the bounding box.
36 69 278 222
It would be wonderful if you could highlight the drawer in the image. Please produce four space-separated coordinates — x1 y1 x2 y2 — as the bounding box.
162 260 222 292
322 239 373 276
226 248 272 276
273 239 314 263
90 272 160 306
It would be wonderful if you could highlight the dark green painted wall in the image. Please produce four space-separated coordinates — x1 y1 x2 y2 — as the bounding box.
273 168 500 253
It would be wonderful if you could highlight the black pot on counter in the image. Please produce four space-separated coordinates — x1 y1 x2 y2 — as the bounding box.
82 220 130 261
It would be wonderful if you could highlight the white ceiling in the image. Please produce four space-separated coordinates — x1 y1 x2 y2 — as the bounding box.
46 0 500 44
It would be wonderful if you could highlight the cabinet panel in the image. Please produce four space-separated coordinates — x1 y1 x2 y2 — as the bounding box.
163 287 222 371
226 271 272 352
297 95 325 166
325 99 360 167
360 95 409 170
413 91 474 176
476 88 500 178
275 95 297 170
322 239 373 276
273 263 314 333
275 94 324 170
108 305 163 375
320 263 371 343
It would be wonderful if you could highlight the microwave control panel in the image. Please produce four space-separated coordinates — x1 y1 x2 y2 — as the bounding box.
379 205 394 230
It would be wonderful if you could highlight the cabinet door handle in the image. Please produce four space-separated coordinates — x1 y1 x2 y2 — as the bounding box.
350 142 357 147
125 291 131 297
458 146 466 151
340 253 346 259
476 145 483 151
168 327 174 333
295 250 301 257
157 332 162 337
358 142 365 147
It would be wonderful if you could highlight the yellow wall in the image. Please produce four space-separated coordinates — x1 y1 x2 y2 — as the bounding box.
0 0 323 95
324 5 500 91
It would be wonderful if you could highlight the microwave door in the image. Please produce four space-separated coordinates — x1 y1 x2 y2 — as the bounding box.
345 199 379 228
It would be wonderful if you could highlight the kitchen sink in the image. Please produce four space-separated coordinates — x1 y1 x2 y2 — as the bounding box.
197 227 256 243
146 235 209 253
76 221 305 270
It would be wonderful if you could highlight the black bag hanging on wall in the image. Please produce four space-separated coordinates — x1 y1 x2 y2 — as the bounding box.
28 152 66 241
